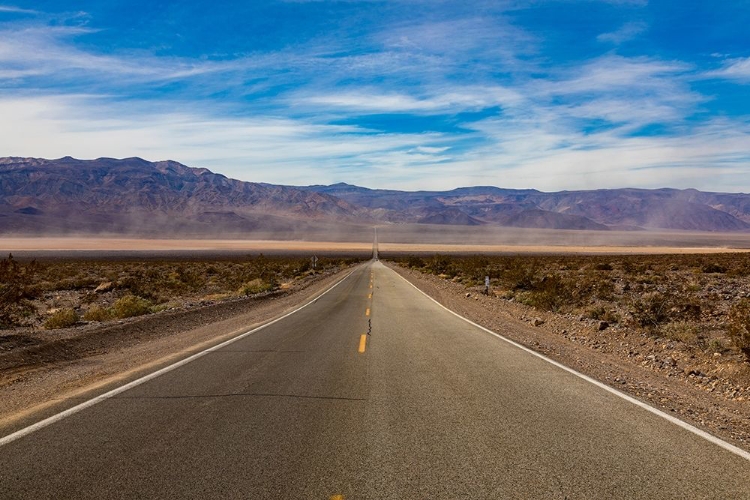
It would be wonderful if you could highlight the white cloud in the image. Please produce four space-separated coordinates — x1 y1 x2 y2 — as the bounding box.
0 94 454 186
703 57 750 83
597 21 647 44
538 55 692 96
0 5 37 14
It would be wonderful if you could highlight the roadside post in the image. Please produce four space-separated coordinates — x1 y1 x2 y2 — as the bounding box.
485 276 490 295
311 255 318 270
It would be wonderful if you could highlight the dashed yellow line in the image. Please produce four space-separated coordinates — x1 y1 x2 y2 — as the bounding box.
331 496 345 500
358 334 367 353
368 293 372 299
365 308 370 316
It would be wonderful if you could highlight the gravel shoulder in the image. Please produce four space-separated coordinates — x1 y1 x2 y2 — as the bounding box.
388 262 750 453
0 265 356 434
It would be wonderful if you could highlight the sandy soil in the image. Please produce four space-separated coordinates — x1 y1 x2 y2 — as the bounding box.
0 265 356 435
379 243 750 254
3 236 750 256
0 238 374 253
389 263 750 453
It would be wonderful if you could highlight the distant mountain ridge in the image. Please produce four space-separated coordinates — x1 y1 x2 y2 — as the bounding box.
1 156 749 235
299 183 750 232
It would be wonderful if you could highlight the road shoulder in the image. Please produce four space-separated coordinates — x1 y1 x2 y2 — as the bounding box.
388 262 750 453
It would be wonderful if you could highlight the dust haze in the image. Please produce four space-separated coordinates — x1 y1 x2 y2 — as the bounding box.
4 224 750 257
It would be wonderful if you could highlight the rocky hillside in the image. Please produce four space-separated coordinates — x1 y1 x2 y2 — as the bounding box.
302 184 750 232
0 157 368 237
2 156 750 235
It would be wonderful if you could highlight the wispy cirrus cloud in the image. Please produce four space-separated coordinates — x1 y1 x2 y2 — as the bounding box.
597 21 647 44
0 4 37 14
1 0 750 192
703 57 750 83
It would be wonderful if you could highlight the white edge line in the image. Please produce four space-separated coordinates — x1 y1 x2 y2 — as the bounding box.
390 266 750 462
0 267 359 448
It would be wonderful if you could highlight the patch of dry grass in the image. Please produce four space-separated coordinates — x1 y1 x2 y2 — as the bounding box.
391 252 750 360
0 254 363 329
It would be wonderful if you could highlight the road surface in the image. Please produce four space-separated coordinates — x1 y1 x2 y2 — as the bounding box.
1 261 749 498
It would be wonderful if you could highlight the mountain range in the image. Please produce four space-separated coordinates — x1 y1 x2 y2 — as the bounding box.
2 156 750 236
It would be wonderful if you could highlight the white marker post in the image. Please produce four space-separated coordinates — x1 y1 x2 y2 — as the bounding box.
485 276 490 295
311 255 318 270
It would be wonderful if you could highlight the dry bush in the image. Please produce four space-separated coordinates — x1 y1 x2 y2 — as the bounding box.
662 321 703 344
44 308 79 329
0 254 361 329
727 299 750 360
239 278 274 296
83 305 112 322
629 292 674 329
0 254 39 328
112 295 152 319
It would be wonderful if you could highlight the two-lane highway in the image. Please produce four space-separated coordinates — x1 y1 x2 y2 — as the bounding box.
1 261 749 498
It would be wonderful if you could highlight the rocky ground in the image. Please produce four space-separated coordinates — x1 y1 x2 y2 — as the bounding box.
388 262 750 453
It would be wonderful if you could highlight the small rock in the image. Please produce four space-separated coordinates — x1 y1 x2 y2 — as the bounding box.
465 293 471 298
598 321 609 331
532 318 545 327
95 281 114 293
713 352 722 358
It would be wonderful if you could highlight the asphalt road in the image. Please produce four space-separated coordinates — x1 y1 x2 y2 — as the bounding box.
1 261 749 499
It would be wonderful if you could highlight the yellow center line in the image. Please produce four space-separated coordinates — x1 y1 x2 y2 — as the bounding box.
365 308 370 316
331 496 345 500
368 293 372 299
358 334 367 353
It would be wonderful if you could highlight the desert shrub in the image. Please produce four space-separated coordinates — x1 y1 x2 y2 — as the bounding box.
406 255 425 269
670 300 702 321
425 255 455 277
661 321 702 344
526 274 568 312
44 308 79 329
702 263 727 274
112 295 152 319
239 279 274 296
594 262 613 271
0 254 39 328
83 305 112 322
586 306 620 323
630 292 674 329
503 262 539 291
727 299 750 359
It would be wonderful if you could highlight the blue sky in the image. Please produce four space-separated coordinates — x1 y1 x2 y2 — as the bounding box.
1 1 750 192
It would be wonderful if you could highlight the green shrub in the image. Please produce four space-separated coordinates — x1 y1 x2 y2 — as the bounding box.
44 308 79 329
112 295 152 319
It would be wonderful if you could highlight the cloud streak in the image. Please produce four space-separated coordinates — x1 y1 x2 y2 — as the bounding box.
0 1 749 192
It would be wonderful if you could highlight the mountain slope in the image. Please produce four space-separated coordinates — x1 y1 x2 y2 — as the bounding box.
0 157 367 237
301 184 750 232
2 157 750 235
